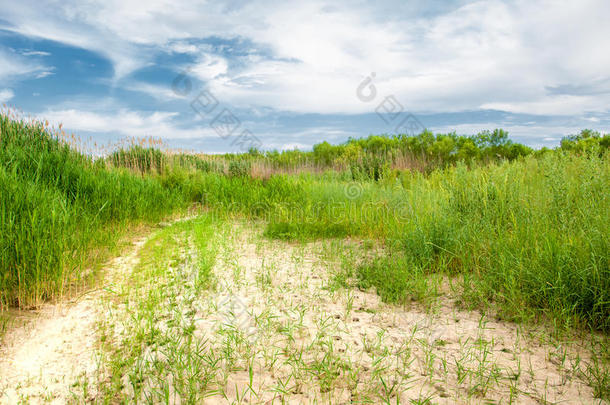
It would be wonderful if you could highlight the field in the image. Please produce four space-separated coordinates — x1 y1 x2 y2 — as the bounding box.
0 112 609 403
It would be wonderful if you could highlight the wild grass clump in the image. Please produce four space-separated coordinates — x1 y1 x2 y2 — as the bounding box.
354 154 610 331
264 221 350 240
108 146 167 174
228 160 251 178
0 113 190 308
170 154 223 173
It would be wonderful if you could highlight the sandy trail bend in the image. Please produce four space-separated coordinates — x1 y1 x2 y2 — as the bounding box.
0 236 148 404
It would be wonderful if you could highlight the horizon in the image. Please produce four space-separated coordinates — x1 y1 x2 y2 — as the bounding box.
1 1 609 153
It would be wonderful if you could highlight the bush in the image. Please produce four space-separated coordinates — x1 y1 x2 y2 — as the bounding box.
228 160 251 178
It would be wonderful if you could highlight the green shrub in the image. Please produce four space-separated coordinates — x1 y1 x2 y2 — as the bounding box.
228 160 251 178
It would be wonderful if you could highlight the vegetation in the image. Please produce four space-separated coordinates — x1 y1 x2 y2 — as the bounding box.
1 111 609 335
187 129 541 177
97 216 219 402
108 146 167 174
0 113 197 308
166 152 609 331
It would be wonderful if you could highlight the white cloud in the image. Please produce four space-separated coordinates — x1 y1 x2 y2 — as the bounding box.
124 82 185 100
191 54 229 81
0 48 50 83
481 95 610 116
2 0 609 116
20 50 51 57
35 70 55 79
167 41 201 55
40 108 217 140
277 142 310 151
0 89 15 103
191 0 610 115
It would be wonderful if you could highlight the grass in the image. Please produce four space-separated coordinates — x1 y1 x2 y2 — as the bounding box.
97 216 220 402
188 153 609 332
0 113 200 308
73 218 608 402
1 109 608 337
361 154 610 331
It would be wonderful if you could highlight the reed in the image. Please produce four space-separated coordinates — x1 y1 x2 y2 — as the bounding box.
0 113 190 308
1 109 608 332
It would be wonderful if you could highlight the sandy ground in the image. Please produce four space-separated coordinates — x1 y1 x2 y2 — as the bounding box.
191 225 602 404
0 220 606 404
0 236 148 404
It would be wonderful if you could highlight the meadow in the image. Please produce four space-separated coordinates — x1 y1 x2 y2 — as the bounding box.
2 110 610 401
1 111 608 331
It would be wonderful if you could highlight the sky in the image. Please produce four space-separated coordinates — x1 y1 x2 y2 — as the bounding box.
1 0 609 153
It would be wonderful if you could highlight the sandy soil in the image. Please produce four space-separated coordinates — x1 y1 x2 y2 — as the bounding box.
0 236 148 404
192 225 603 404
0 220 606 404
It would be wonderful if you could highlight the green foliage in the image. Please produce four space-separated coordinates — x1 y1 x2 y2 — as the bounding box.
560 129 610 156
322 129 534 170
170 154 223 173
108 146 167 174
2 111 608 334
228 160 251 178
349 155 389 181
355 155 610 331
0 115 189 308
213 128 538 174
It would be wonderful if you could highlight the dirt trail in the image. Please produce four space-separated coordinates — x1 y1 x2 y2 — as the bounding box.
0 236 148 404
0 221 606 404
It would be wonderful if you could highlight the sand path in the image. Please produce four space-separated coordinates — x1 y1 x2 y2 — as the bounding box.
0 236 148 404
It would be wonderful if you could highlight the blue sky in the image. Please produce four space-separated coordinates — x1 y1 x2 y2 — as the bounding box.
1 0 609 153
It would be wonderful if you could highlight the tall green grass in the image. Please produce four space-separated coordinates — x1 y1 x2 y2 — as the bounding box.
357 154 609 330
2 110 608 333
0 114 193 308
108 146 167 174
185 153 609 331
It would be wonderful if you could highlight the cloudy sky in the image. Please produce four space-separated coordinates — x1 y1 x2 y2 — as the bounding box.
1 0 609 152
